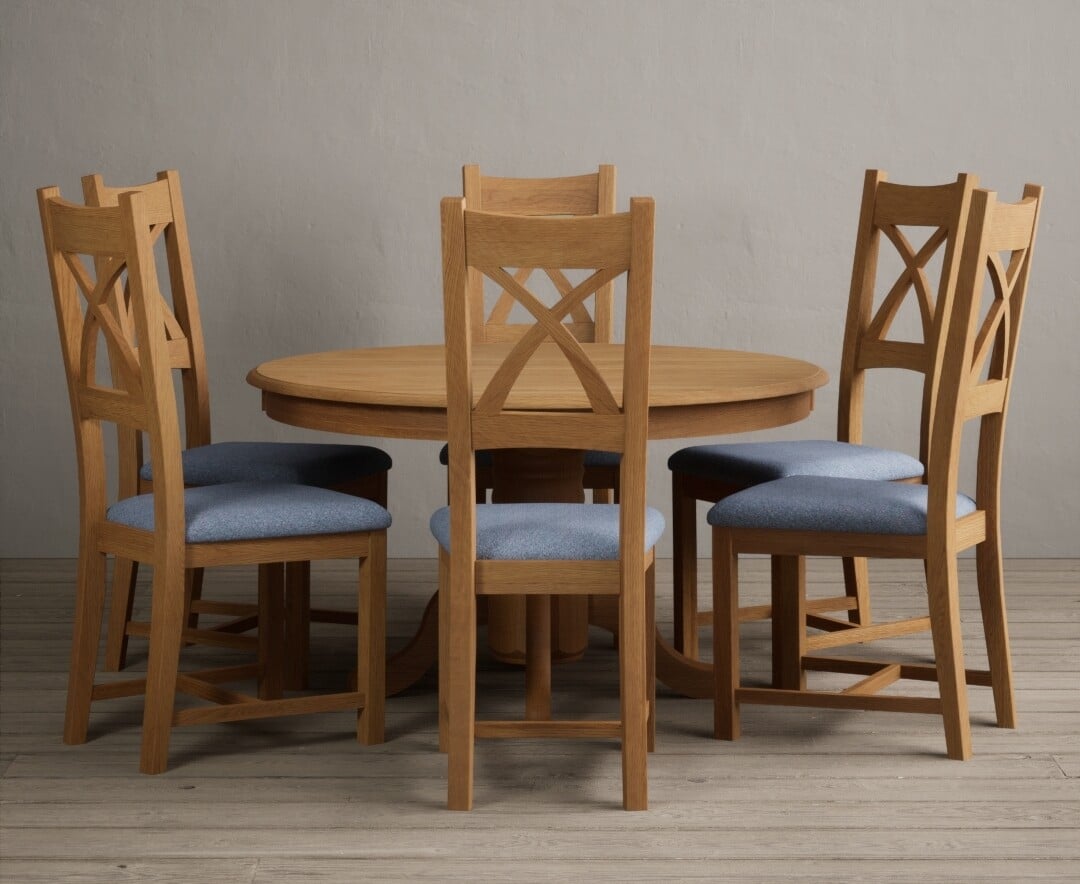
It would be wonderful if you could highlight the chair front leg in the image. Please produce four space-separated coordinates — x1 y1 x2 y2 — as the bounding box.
358 532 387 745
713 527 740 741
257 564 286 700
284 561 311 691
771 555 807 691
64 543 108 745
671 472 699 659
139 556 188 775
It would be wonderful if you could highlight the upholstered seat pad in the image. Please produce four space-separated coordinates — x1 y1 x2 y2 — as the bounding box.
108 482 392 543
707 475 976 536
438 444 620 470
668 440 923 484
139 441 392 487
430 503 664 560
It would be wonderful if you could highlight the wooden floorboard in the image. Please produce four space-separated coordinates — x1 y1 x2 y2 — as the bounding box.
1 557 1078 882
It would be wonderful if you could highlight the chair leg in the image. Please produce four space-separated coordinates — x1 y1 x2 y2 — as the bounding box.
713 527 740 741
358 533 386 745
926 550 972 760
438 549 450 753
975 528 1017 728
525 595 552 721
771 556 806 690
284 561 311 691
474 464 491 504
841 556 872 626
64 544 108 745
139 557 188 775
184 568 205 630
326 469 389 696
446 559 477 811
257 564 285 701
646 563 657 753
671 472 699 658
618 561 648 811
104 556 138 671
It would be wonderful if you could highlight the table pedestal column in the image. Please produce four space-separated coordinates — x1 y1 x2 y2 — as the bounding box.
485 448 591 665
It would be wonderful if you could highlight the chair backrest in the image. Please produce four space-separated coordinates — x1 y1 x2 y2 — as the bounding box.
927 185 1042 531
462 165 617 344
837 170 978 466
83 171 212 448
38 187 187 541
440 196 655 560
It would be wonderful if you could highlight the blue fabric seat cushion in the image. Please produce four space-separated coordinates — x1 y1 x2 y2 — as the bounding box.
438 444 620 470
668 440 923 485
108 482 392 544
583 450 621 469
430 503 664 560
707 475 976 536
140 441 392 487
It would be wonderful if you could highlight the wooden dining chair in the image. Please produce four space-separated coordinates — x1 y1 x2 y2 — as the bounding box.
83 170 391 690
668 170 978 662
38 186 390 774
434 196 659 810
709 184 1042 759
439 164 621 503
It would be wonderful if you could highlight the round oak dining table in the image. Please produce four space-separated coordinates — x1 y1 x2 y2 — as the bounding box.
248 342 828 699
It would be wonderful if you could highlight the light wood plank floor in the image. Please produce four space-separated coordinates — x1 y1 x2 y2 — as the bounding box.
1 557 1078 882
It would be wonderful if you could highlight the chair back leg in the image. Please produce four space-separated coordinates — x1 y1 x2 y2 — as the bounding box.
975 531 1016 728
104 558 138 671
841 556 872 625
646 564 657 752
525 595 552 721
437 549 450 753
618 567 649 811
447 566 478 810
925 551 973 760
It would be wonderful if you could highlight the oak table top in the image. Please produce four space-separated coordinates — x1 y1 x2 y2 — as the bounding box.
248 343 829 440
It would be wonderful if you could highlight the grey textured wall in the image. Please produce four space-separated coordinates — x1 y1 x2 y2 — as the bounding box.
2 0 1077 557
